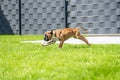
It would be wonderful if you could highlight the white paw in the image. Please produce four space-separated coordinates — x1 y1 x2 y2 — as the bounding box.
42 42 48 46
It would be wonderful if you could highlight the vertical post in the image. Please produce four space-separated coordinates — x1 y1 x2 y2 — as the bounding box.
64 0 68 28
19 0 22 35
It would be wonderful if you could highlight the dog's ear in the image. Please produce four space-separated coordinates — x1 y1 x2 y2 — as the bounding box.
50 29 55 34
50 30 53 34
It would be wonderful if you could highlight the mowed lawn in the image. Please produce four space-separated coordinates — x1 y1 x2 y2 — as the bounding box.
0 35 120 80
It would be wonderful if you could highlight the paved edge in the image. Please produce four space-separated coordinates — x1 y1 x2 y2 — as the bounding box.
21 36 120 44
85 34 120 37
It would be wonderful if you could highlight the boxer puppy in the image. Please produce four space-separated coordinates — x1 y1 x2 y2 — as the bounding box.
42 25 91 48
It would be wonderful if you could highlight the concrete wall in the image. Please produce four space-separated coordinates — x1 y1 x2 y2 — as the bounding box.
0 0 19 34
0 0 120 34
21 0 65 35
67 0 120 34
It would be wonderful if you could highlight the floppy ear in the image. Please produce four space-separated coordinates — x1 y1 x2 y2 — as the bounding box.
50 29 55 34
50 30 53 34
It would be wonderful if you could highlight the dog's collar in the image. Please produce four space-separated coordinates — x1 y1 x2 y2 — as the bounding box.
53 31 56 37
51 30 59 41
51 30 56 37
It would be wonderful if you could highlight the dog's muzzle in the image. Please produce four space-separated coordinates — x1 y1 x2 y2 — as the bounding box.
44 35 49 41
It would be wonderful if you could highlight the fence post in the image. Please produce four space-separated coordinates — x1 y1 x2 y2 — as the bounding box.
64 0 69 28
19 0 22 35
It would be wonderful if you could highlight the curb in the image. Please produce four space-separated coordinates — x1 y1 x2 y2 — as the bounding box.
85 34 120 37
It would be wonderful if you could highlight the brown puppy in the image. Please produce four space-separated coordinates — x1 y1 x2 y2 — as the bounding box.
42 25 91 48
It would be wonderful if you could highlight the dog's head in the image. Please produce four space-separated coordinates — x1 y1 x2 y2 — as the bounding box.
44 30 53 41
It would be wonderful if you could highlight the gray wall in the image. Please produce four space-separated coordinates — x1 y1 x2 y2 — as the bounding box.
21 0 65 35
0 0 19 34
67 0 120 34
0 0 120 34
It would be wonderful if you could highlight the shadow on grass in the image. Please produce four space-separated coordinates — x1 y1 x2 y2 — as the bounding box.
63 44 90 49
37 44 90 51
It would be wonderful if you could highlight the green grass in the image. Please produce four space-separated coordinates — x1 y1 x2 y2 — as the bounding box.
0 35 120 80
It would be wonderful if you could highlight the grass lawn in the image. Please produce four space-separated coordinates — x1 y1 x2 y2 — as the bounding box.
0 35 120 80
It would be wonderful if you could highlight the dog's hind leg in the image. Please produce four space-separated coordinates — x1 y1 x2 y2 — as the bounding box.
75 34 91 46
59 41 64 48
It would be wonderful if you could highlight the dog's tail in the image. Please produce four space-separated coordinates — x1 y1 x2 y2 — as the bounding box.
80 26 91 34
77 25 91 34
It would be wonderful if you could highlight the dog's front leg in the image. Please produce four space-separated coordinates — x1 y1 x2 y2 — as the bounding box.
42 39 56 46
47 39 56 45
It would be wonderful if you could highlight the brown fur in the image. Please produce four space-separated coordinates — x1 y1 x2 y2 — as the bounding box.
42 27 91 48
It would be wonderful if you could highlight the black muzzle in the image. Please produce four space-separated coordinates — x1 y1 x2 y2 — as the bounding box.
44 35 49 41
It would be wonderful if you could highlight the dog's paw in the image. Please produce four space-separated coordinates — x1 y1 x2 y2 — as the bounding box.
41 42 48 46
